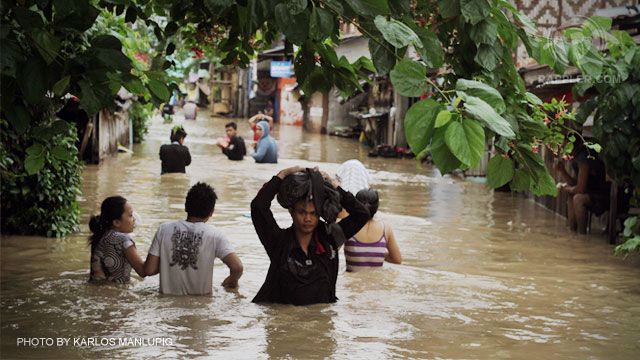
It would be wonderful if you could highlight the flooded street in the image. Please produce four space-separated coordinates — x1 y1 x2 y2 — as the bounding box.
2 111 640 359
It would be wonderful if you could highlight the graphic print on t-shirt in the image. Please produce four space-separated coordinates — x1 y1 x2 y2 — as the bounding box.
169 226 203 270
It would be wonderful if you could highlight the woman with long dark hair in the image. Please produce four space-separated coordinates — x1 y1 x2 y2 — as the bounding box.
89 196 145 283
344 189 402 271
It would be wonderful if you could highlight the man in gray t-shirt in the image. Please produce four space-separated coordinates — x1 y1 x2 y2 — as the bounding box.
144 182 243 295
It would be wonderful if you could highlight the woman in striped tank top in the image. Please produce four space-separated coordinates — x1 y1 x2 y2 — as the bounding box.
344 189 402 271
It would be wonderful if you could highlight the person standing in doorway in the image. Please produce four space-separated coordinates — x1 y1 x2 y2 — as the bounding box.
160 125 191 174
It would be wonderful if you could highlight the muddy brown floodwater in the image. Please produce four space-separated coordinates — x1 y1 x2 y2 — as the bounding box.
2 110 640 359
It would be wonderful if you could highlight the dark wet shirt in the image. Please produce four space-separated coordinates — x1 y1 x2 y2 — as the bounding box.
159 143 191 174
222 136 246 161
251 176 369 305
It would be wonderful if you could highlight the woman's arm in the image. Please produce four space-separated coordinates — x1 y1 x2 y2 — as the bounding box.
125 246 146 277
384 225 402 264
144 254 159 276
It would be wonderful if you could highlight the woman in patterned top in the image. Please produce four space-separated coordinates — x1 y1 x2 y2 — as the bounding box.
344 189 402 272
89 196 146 283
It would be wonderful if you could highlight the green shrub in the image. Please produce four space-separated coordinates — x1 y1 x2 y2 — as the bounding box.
130 101 152 143
0 117 83 237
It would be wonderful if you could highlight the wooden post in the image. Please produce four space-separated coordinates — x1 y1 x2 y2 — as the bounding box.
209 62 215 114
321 93 329 134
79 118 94 160
608 181 618 244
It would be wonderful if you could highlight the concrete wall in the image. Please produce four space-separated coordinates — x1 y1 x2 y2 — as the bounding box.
307 92 325 133
327 90 368 133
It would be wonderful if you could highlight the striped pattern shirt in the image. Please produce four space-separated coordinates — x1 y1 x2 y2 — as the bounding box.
344 225 386 272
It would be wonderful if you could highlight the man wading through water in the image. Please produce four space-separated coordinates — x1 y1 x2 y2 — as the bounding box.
251 166 369 305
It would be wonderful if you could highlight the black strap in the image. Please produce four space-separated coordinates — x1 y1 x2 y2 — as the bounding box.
307 168 326 221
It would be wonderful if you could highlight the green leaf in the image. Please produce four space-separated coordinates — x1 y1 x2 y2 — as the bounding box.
52 76 70 96
164 21 178 36
469 19 498 45
13 7 44 32
487 155 514 188
148 79 170 101
623 216 637 233
166 42 176 56
310 7 333 41
125 5 137 23
390 58 427 97
0 41 25 77
568 39 590 66
404 98 442 154
344 0 389 19
525 92 542 105
624 47 637 65
204 0 233 14
445 118 485 167
578 49 603 79
612 60 629 82
286 0 307 15
510 168 530 192
374 16 420 49
563 28 585 40
573 77 594 97
50 120 70 135
274 3 309 45
404 20 443 68
20 58 48 105
4 104 30 134
124 78 147 96
431 125 462 174
435 110 452 128
368 39 396 75
389 0 411 18
26 143 44 157
95 49 132 72
32 28 61 64
153 25 164 41
474 42 502 71
516 144 557 196
91 35 122 49
79 79 111 116
437 0 460 18
460 0 491 25
540 38 569 74
52 0 100 31
461 94 515 138
614 236 640 256
24 155 45 175
51 145 72 161
492 8 518 49
455 79 506 114
582 16 612 36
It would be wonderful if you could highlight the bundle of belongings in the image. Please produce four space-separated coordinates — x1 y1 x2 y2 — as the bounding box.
277 168 345 244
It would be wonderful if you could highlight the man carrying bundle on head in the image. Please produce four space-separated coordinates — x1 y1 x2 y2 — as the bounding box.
250 166 369 305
